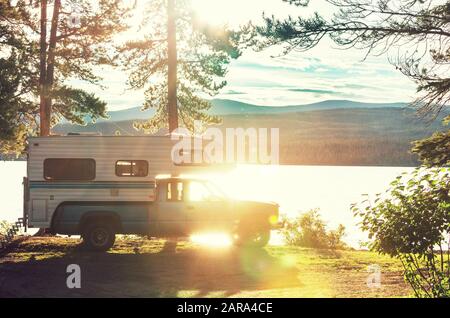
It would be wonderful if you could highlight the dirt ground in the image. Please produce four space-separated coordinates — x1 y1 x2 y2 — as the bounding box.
0 236 411 298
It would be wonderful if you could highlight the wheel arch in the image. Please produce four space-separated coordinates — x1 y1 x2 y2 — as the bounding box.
79 211 123 234
50 202 123 234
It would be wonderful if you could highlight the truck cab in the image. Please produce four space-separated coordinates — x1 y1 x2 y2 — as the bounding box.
51 177 280 251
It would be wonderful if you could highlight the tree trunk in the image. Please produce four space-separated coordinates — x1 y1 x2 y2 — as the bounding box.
39 0 49 136
45 0 61 126
167 0 178 133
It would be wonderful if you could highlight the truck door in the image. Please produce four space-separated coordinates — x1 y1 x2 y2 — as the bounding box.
185 180 233 233
155 181 188 236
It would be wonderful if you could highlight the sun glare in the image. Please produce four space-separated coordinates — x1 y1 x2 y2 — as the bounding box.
191 0 224 26
190 232 232 248
191 0 250 27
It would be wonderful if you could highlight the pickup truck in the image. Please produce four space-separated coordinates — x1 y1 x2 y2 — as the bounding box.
51 177 281 251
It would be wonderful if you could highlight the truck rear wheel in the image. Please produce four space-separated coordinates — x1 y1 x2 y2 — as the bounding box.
82 223 115 252
234 228 270 248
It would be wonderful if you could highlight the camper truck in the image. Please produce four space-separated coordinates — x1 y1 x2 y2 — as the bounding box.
24 135 280 251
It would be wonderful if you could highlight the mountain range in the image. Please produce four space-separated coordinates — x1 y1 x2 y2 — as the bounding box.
93 99 409 122
53 99 447 166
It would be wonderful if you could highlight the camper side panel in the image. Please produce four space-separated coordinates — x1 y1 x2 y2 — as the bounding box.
26 136 173 228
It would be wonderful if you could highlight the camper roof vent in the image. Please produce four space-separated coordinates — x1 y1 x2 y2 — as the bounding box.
67 132 102 136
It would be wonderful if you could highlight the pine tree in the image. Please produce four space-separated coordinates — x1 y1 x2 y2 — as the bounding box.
119 0 242 133
0 0 133 153
412 116 450 166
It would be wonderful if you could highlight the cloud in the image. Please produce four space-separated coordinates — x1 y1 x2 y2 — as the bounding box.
67 0 417 110
222 90 247 95
287 88 340 95
218 37 417 106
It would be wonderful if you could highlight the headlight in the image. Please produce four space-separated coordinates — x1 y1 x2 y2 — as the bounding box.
269 214 278 225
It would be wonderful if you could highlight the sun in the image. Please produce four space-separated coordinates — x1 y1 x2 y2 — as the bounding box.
190 0 249 27
191 0 226 26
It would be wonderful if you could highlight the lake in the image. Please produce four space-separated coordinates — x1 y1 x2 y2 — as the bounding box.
0 161 413 248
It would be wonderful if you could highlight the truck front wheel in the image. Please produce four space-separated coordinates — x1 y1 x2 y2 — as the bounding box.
234 228 270 248
82 223 115 252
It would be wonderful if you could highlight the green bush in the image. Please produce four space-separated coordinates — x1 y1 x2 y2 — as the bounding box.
0 221 11 237
280 209 347 250
352 168 450 298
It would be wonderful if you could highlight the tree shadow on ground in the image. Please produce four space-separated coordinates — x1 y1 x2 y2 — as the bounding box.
0 239 300 297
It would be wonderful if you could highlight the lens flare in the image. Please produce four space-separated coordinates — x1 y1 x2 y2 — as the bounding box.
190 232 232 248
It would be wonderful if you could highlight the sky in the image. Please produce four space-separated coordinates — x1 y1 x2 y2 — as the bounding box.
75 0 417 111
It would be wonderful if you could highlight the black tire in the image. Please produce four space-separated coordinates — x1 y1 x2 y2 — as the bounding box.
82 222 115 252
233 228 270 248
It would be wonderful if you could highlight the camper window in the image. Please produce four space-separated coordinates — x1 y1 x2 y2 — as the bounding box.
44 158 96 181
115 160 148 177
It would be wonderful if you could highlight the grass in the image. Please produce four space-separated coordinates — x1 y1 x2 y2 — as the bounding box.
0 236 411 298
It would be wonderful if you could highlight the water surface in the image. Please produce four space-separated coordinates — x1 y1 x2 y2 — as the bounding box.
0 161 412 247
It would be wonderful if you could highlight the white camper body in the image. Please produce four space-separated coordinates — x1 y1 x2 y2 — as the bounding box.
25 135 209 229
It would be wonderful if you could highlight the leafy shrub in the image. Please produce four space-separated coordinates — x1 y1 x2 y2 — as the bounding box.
0 221 11 237
352 168 450 298
280 209 347 250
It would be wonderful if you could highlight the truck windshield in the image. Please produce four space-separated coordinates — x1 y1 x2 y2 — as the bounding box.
204 180 228 200
188 180 228 202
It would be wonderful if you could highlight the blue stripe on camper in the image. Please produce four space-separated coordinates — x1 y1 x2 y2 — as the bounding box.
29 182 156 189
